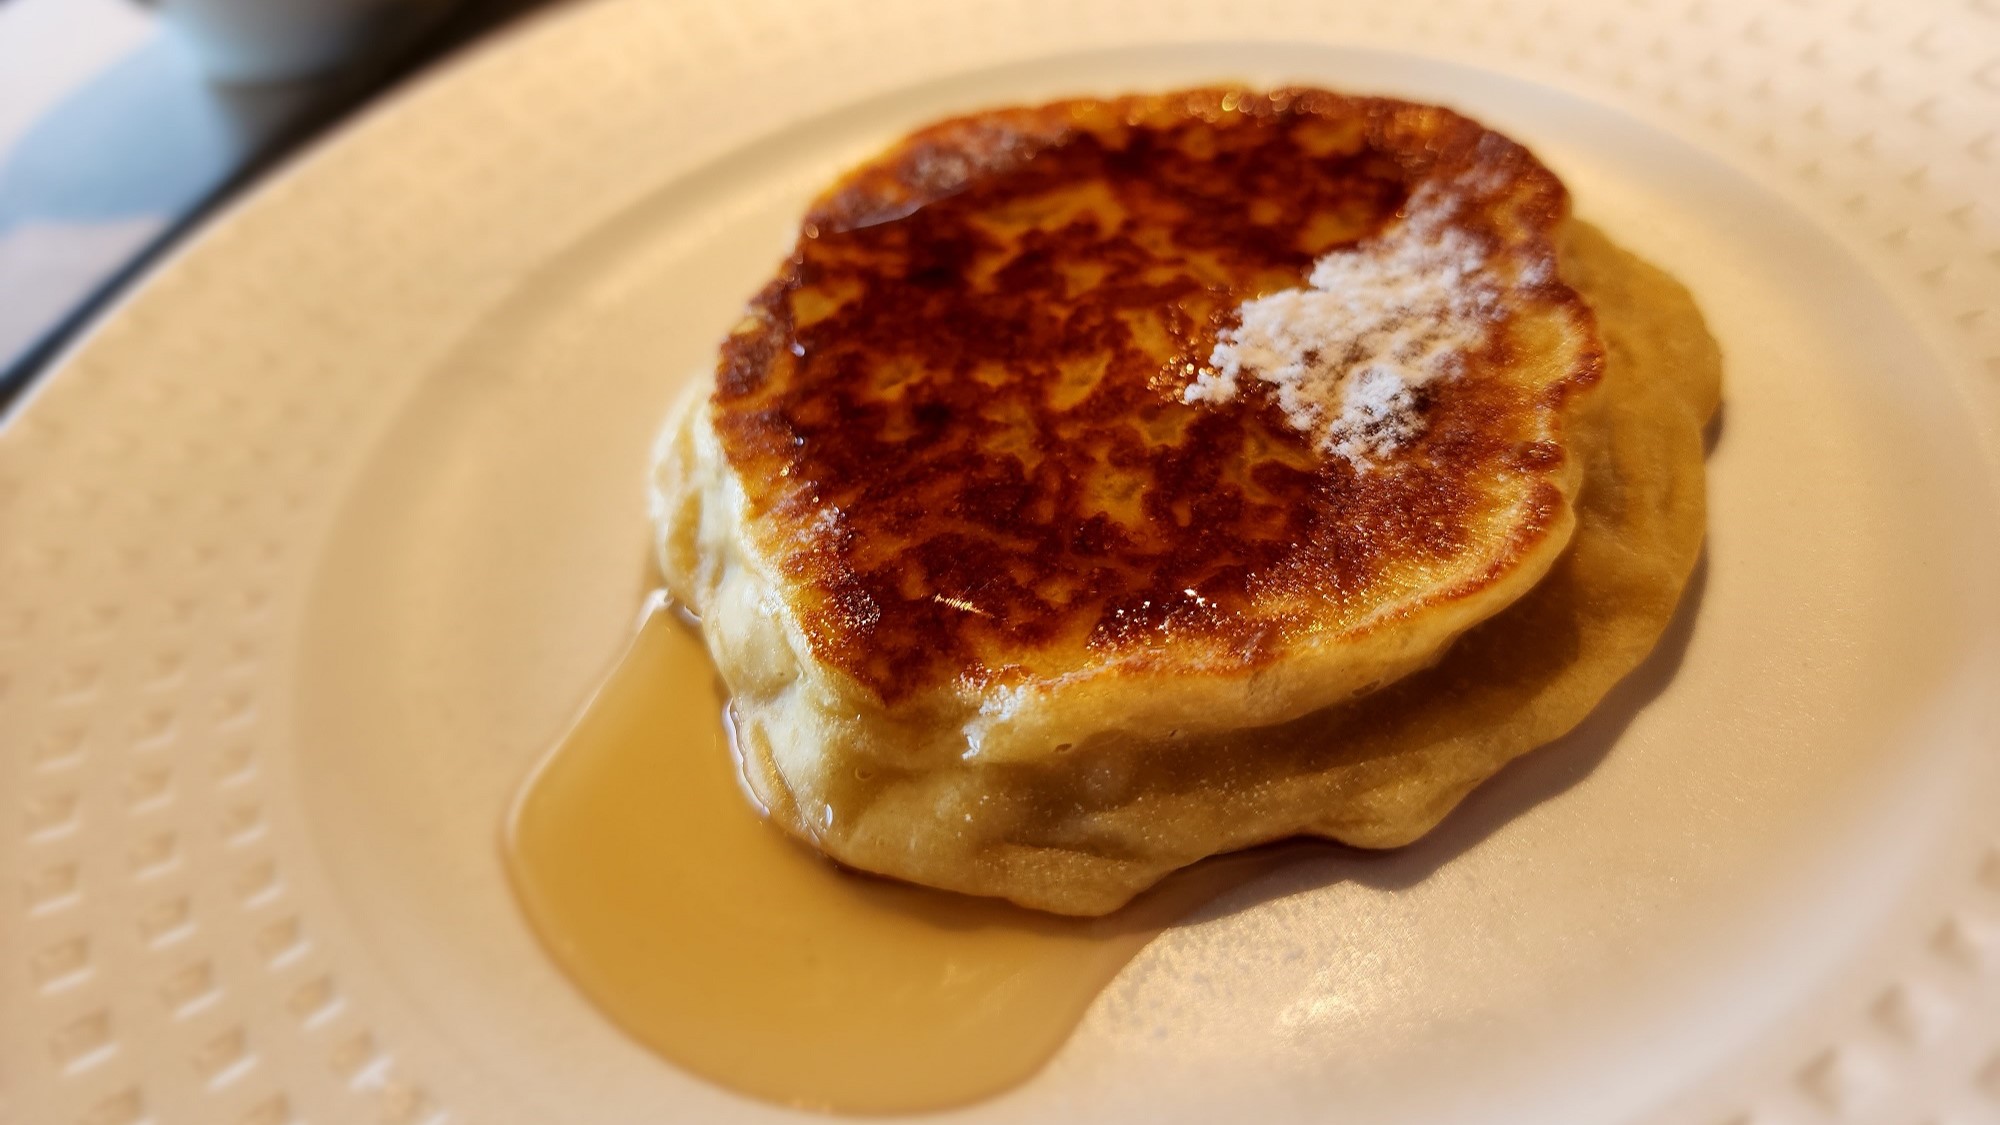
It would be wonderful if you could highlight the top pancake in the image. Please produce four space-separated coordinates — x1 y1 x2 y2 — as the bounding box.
700 88 1602 758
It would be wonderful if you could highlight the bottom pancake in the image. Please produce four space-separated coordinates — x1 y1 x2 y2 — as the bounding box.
727 222 1721 915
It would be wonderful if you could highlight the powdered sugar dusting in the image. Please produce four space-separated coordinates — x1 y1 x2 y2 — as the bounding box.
1182 181 1511 468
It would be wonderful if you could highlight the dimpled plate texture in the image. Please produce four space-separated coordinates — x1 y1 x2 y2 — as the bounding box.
2 2 1999 1123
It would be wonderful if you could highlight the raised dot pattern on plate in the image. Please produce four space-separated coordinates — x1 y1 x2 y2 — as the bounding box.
0 1 1994 1122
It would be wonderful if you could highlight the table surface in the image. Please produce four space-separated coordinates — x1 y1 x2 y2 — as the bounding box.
0 0 547 410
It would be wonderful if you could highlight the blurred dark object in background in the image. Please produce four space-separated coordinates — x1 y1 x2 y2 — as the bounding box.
150 0 464 85
0 0 558 411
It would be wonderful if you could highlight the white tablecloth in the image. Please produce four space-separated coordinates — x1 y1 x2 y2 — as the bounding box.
0 0 325 379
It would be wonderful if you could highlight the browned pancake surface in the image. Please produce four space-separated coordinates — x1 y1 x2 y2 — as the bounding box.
712 88 1596 703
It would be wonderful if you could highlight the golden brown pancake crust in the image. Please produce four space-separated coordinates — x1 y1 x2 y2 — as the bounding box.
712 87 1598 704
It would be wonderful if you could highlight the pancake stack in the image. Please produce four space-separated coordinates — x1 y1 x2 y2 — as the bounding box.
654 88 1721 915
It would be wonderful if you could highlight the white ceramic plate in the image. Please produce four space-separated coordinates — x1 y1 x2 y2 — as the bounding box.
5 2 1999 1122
